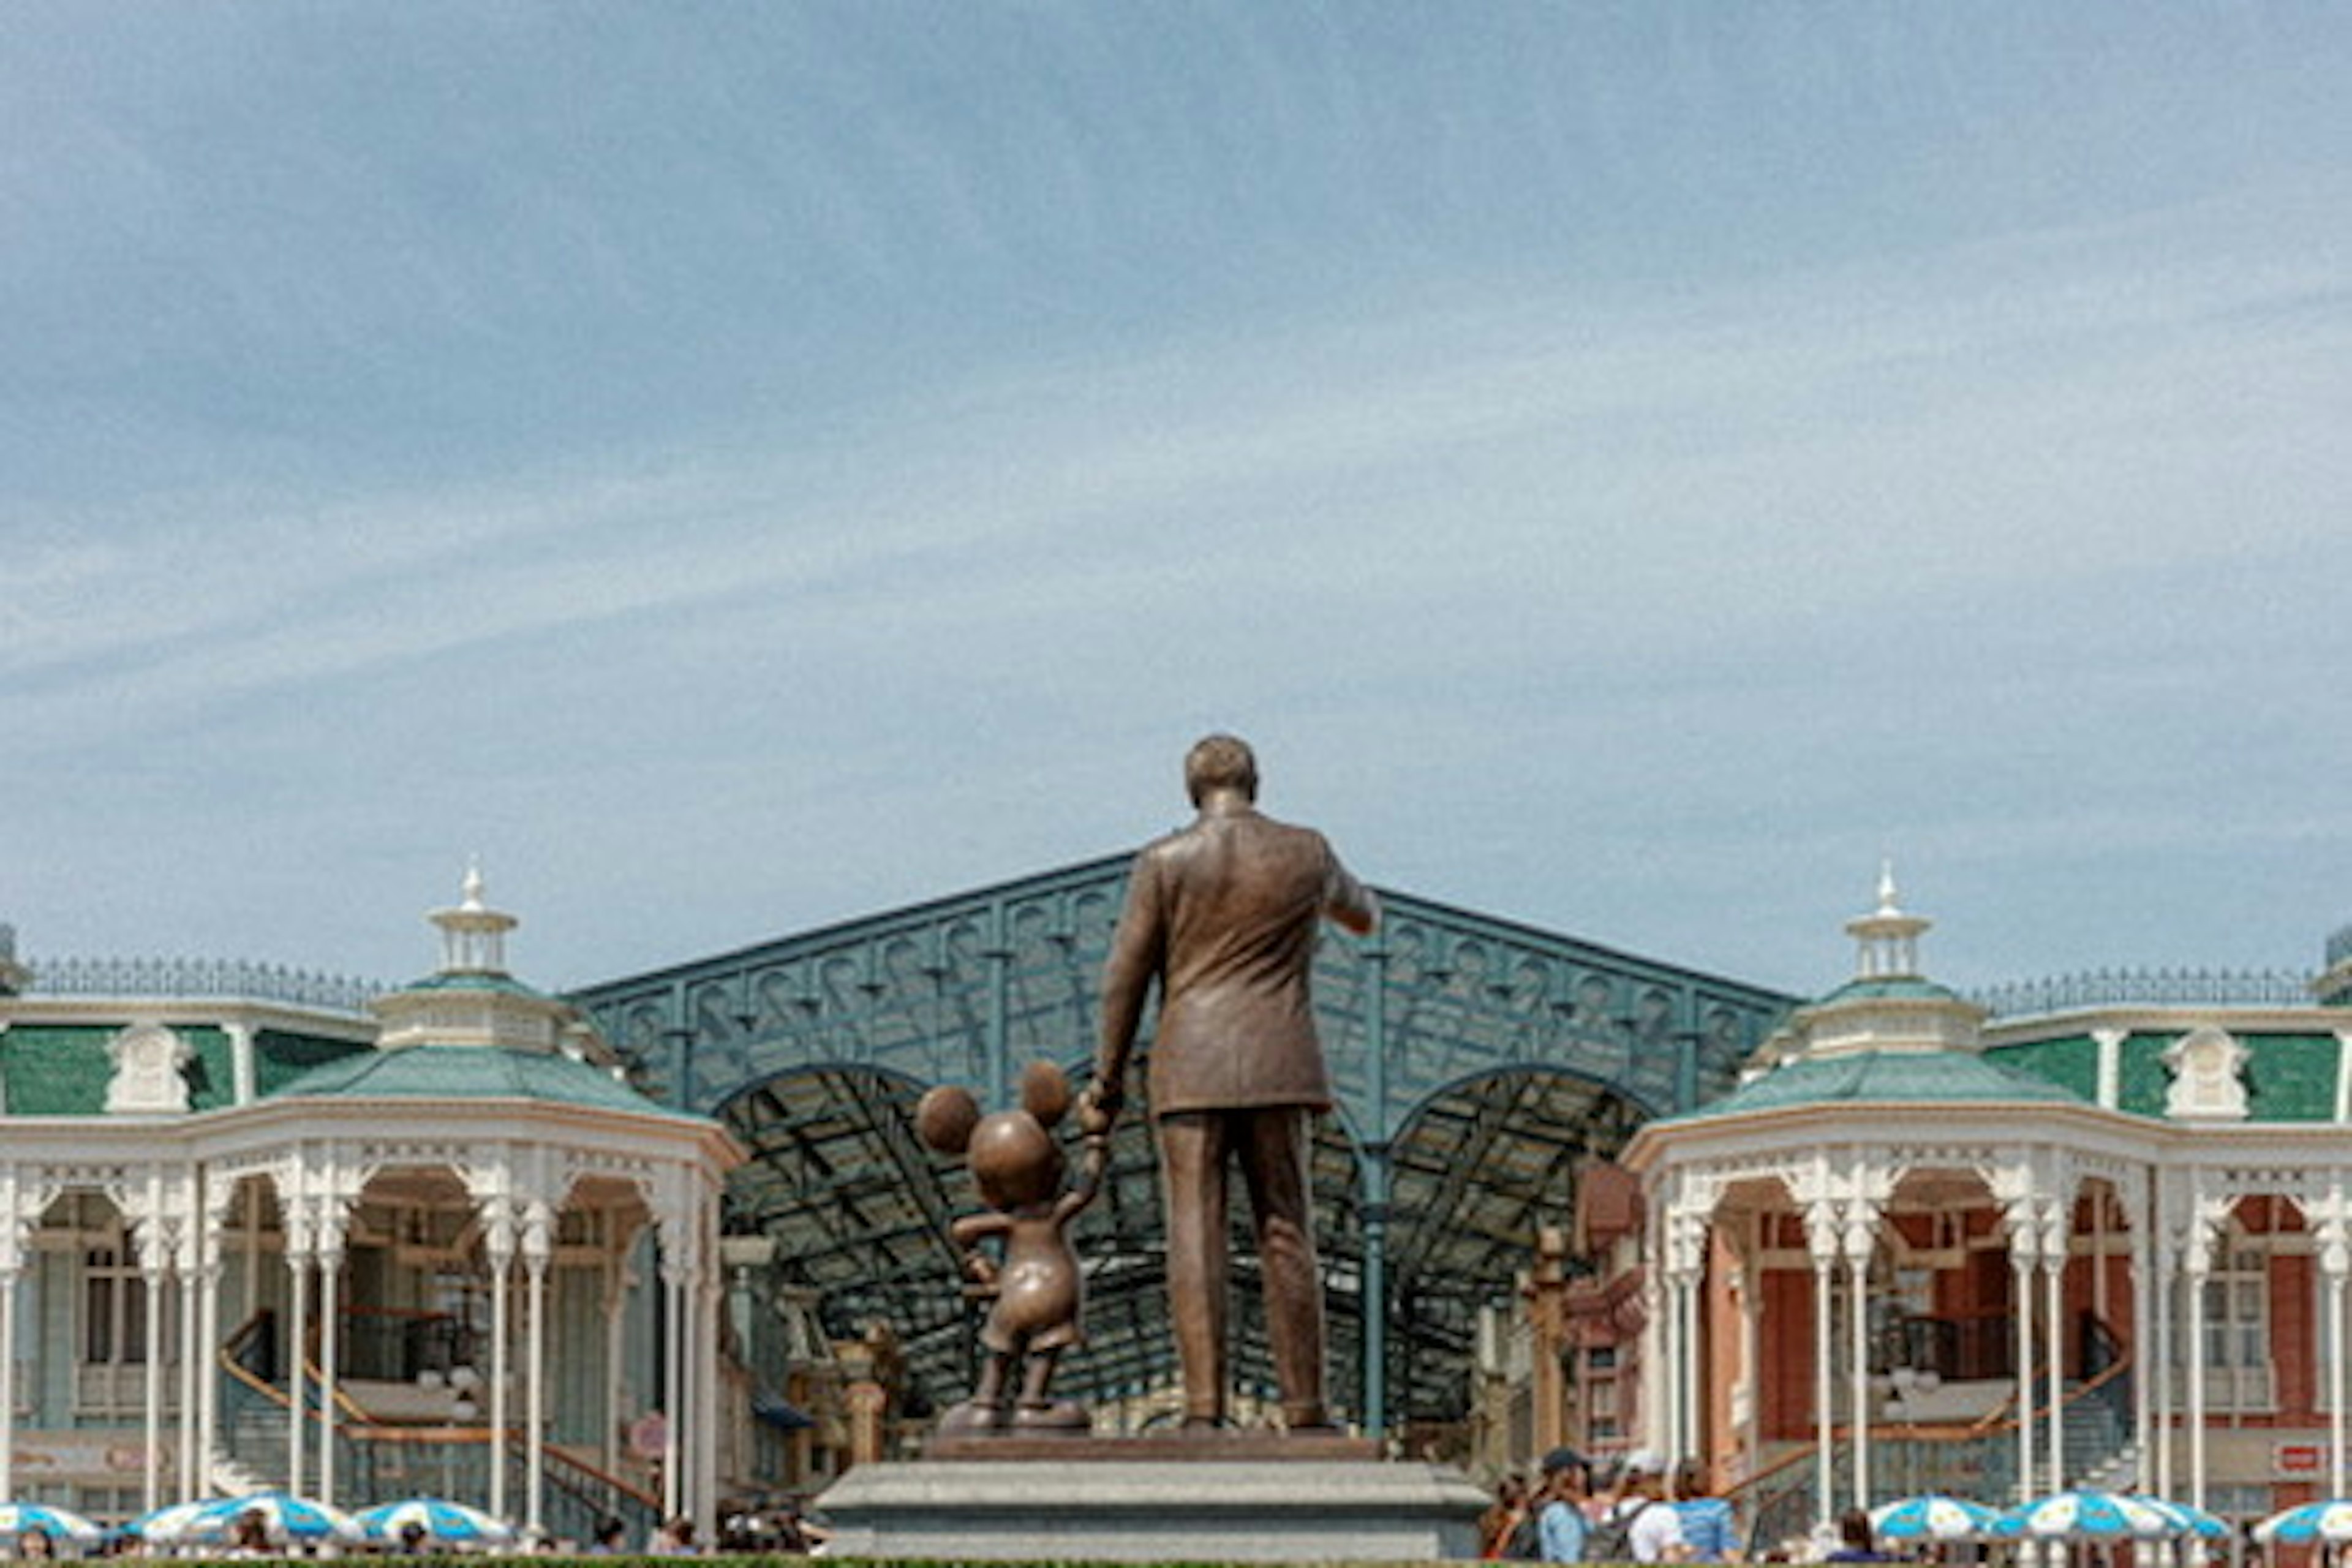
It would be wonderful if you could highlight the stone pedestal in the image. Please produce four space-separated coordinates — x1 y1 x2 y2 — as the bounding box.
815 1443 1489 1562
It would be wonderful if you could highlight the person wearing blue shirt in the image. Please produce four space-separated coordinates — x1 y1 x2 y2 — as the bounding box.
1537 1447 1591 1562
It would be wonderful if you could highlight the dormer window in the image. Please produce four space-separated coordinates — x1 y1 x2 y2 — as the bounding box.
2163 1025 2250 1121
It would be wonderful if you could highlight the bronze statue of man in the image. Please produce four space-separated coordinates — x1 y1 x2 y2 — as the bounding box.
1086 734 1378 1431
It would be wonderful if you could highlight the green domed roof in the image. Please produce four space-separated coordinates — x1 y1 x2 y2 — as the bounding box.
1671 1048 2090 1123
267 1044 695 1120
1813 975 1967 1007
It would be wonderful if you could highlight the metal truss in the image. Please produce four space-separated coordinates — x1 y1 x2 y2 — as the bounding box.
573 854 1795 1433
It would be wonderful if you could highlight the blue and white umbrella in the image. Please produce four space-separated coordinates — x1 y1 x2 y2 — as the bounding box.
2138 1498 2231 1542
0 1502 105 1544
1871 1495 2003 1542
2255 1501 2352 1547
354 1497 516 1548
122 1498 230 1546
1989 1490 2177 1541
179 1491 364 1547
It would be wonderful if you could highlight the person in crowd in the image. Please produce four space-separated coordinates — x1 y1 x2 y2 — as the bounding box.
1593 1450 1689 1563
589 1518 628 1555
646 1515 699 1556
1534 1447 1592 1562
1824 1509 1891 1563
1481 1473 1531 1558
17 1527 53 1560
1671 1458 1740 1562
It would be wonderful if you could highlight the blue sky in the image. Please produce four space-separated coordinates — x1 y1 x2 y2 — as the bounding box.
4 4 2348 998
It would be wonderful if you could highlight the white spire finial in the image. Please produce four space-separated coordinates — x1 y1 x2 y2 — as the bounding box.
462 857 486 911
1877 858 1900 917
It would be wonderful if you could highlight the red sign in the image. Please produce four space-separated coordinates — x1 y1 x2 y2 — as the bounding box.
2275 1442 2325 1477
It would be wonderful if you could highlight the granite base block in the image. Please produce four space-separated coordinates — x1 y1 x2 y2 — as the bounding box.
815 1458 1489 1561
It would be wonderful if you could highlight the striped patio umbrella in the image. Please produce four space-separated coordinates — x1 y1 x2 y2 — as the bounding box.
2255 1501 2352 1546
0 1502 105 1544
2138 1498 2232 1542
1871 1495 2003 1542
179 1491 364 1547
354 1497 517 1548
122 1498 233 1546
1989 1490 2177 1541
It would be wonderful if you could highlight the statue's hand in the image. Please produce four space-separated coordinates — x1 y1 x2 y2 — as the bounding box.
1078 1083 1121 1137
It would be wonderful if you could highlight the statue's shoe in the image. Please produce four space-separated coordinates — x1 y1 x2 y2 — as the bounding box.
1011 1397 1090 1431
938 1398 1009 1434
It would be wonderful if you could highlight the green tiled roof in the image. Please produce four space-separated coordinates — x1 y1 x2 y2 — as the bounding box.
2 1023 235 1113
1669 1049 2090 1123
398 972 552 1000
268 1046 699 1120
1 1025 117 1114
1986 1036 2099 1104
254 1030 373 1097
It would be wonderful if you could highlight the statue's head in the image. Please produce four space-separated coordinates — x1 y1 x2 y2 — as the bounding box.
916 1060 1073 1209
1185 733 1258 806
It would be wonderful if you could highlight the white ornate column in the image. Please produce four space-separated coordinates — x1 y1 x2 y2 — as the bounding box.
315 1194 347 1507
1844 1204 1874 1509
195 1175 238 1496
2128 1174 2155 1479
176 1177 205 1499
283 1167 314 1500
2152 1200 2178 1501
1801 1178 1842 1527
2315 1188 2350 1499
1993 1167 2041 1504
522 1196 554 1536
124 1169 176 1515
0 1168 58 1502
487 1200 517 1523
2180 1187 2226 1512
2042 1191 2068 1495
1662 1175 1710 1467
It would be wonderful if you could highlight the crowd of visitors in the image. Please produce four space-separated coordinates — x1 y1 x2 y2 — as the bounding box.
1480 1448 1747 1563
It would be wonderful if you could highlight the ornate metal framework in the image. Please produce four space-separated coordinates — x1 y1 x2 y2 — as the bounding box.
572 854 1796 1433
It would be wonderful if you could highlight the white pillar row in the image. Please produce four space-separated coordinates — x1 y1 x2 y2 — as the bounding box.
1845 1208 1874 1512
486 1208 515 1525
1638 1199 1668 1460
524 1198 554 1537
0 1259 15 1504
2152 1226 2177 1500
2316 1196 2349 1499
284 1180 314 1501
0 1170 51 1505
2130 1186 2155 1480
195 1176 237 1502
2007 1218 2040 1502
125 1169 175 1517
1804 1193 1842 1528
2181 1193 2222 1513
317 1221 345 1507
178 1253 202 1497
2043 1239 2066 1495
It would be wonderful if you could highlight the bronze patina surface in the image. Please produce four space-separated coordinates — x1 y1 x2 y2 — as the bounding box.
1086 734 1378 1433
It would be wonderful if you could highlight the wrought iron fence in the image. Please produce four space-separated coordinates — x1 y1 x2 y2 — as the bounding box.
1971 968 2314 1018
23 955 385 1014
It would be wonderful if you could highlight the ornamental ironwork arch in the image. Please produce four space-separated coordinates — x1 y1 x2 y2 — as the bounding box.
571 854 1796 1433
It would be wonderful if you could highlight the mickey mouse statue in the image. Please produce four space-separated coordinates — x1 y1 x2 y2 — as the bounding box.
916 1060 1112 1433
